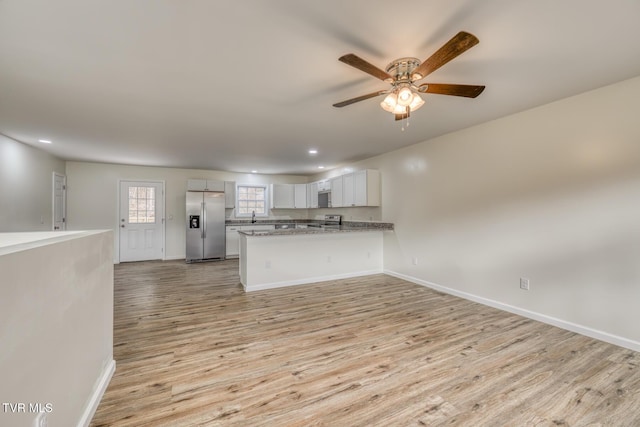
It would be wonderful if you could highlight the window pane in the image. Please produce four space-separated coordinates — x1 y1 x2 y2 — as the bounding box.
128 186 156 224
236 185 267 217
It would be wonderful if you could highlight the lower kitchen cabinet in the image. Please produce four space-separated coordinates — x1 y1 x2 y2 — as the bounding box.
226 224 275 257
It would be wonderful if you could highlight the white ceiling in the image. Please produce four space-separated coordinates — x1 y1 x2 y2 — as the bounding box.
2 1 640 175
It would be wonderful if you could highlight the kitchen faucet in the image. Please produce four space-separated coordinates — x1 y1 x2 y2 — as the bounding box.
251 210 256 223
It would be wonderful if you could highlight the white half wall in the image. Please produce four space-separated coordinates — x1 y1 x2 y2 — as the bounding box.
321 75 640 349
240 231 384 292
0 230 114 427
0 135 66 232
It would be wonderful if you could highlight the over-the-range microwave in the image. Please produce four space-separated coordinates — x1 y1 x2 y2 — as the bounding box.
318 191 331 208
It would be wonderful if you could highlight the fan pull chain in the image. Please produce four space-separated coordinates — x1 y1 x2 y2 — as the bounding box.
402 106 410 131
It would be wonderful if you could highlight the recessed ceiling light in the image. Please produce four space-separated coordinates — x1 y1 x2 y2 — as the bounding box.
308 149 318 155
251 170 258 173
318 165 325 169
38 139 52 144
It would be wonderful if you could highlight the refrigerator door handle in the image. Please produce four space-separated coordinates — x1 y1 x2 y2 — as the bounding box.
202 201 206 239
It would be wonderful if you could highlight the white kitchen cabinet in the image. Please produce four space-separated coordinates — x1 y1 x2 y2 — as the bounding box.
294 184 307 208
343 173 355 207
187 179 224 192
226 226 240 257
317 180 330 192
342 169 380 207
307 181 319 208
330 176 343 207
226 224 275 257
224 181 235 208
271 184 295 209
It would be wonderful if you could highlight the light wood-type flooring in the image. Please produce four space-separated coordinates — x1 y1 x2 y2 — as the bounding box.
91 260 640 426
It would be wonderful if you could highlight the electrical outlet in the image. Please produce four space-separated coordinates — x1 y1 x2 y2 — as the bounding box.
265 260 271 269
327 255 331 263
520 277 530 290
412 257 418 265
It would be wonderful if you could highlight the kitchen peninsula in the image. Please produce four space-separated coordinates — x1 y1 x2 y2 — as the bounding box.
239 223 393 292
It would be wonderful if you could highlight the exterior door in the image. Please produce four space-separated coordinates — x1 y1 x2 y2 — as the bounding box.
119 180 164 262
53 173 66 230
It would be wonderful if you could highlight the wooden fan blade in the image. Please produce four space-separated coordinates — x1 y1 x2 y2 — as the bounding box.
411 31 479 81
339 54 394 82
333 90 387 108
418 83 485 98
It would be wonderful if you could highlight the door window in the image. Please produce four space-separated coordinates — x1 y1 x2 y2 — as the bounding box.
128 186 156 223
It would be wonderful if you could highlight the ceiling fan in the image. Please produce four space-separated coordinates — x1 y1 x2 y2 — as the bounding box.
333 31 485 121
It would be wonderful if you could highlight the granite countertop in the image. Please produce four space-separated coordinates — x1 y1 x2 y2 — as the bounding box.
226 219 321 226
238 223 393 237
227 219 393 228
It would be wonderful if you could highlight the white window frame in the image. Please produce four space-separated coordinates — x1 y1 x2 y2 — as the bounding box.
235 183 269 218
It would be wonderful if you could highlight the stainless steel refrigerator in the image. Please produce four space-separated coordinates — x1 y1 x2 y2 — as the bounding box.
186 191 225 262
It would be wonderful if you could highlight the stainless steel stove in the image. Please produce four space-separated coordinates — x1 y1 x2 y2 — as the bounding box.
307 214 342 229
322 214 342 229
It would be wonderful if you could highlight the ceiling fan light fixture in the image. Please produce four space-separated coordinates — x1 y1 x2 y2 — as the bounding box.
409 93 425 111
392 104 409 115
380 88 424 115
396 86 414 107
380 92 398 113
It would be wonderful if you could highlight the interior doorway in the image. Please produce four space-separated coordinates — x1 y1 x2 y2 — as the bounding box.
53 172 66 230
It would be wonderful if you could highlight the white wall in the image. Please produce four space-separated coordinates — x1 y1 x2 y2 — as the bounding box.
0 230 114 427
0 135 66 231
64 162 309 261
321 75 640 350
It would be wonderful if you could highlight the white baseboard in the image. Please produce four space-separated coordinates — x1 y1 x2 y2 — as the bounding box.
384 270 640 353
77 359 116 427
244 269 382 292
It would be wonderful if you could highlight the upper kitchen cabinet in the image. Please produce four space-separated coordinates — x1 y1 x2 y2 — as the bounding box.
307 181 319 208
271 183 308 209
271 184 295 209
342 170 380 207
224 181 235 208
294 184 307 209
330 176 344 207
187 179 224 192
